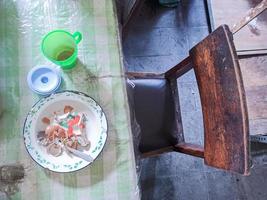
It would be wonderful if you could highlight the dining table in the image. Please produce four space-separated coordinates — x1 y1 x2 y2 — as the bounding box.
0 0 139 199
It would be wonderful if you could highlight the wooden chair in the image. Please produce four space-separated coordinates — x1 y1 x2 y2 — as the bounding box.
126 0 267 176
126 24 249 175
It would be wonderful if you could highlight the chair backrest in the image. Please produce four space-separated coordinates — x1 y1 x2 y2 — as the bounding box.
127 24 250 174
189 25 249 175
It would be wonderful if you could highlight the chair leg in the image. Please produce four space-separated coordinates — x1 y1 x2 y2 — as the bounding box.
169 79 184 143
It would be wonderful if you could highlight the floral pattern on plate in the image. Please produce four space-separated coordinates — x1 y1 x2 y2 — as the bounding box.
23 91 108 172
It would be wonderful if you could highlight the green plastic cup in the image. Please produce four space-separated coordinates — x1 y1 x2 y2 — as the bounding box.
41 30 82 70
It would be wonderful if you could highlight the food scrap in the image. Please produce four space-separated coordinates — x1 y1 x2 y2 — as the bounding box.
42 117 50 125
38 105 90 157
64 105 74 114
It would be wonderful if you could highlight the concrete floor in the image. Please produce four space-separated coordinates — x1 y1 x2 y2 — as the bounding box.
122 0 267 200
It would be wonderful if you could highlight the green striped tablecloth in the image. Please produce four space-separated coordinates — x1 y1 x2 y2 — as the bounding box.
0 0 139 199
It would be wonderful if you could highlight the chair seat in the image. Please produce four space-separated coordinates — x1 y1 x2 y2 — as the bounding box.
127 78 179 153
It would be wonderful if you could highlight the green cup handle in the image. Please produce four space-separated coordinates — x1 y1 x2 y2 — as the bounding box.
73 32 82 44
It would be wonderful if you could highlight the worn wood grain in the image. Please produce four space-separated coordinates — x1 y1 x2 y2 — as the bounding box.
174 143 204 158
165 56 193 80
140 142 204 159
190 25 249 175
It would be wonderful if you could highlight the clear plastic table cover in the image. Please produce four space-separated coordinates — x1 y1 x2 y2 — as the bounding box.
0 0 140 199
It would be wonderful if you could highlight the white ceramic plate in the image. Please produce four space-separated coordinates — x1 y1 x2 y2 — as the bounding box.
23 91 108 172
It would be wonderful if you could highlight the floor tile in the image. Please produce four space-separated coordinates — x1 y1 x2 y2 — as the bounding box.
174 170 209 200
236 165 267 200
128 1 185 29
123 27 188 57
141 169 209 200
178 81 202 112
141 176 179 200
187 26 209 48
181 0 208 28
206 171 239 200
180 110 204 145
125 54 187 72
177 69 197 83
155 153 205 177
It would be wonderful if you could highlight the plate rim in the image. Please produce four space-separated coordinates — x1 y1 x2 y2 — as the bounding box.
23 90 108 173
